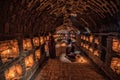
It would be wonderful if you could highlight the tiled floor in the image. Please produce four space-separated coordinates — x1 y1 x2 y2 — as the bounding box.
35 43 109 80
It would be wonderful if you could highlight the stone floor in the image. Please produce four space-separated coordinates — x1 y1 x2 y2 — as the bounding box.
35 42 109 80
35 57 109 80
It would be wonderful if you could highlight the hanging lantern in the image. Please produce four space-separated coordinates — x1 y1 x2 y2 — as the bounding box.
23 39 32 51
112 39 119 52
25 54 34 70
0 40 19 63
5 64 22 80
33 37 39 47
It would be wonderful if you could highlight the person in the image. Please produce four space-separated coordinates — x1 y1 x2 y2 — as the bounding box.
48 33 56 59
66 39 76 59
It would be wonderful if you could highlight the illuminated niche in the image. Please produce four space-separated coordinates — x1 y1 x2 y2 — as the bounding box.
35 49 41 61
25 54 34 70
33 37 39 47
23 39 32 51
112 38 120 52
5 64 22 80
110 58 120 74
0 40 19 63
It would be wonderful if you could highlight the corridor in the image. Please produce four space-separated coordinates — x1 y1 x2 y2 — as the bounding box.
0 0 120 80
35 43 109 80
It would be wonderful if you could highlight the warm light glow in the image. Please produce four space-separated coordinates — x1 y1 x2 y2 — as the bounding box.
23 39 32 51
46 36 49 40
81 42 83 47
25 54 34 70
0 40 19 63
89 47 93 52
83 44 85 48
61 43 67 47
56 44 61 48
95 38 99 44
85 37 89 41
5 64 22 80
83 36 85 40
33 37 39 47
75 55 87 63
112 39 120 52
40 37 44 45
81 35 83 39
35 50 41 61
90 35 93 43
7 49 10 53
85 44 89 49
94 50 99 56
110 58 120 74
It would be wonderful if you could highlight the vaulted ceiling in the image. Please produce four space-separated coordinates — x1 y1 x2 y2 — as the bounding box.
0 0 120 36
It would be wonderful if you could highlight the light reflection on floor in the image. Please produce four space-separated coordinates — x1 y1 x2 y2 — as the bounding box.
60 53 88 64
60 53 72 63
56 43 67 48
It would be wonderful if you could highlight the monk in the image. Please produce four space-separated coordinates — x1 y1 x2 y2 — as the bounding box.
48 33 56 59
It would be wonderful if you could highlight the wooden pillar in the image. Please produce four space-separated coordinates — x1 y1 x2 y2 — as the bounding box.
106 36 113 67
17 35 24 56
